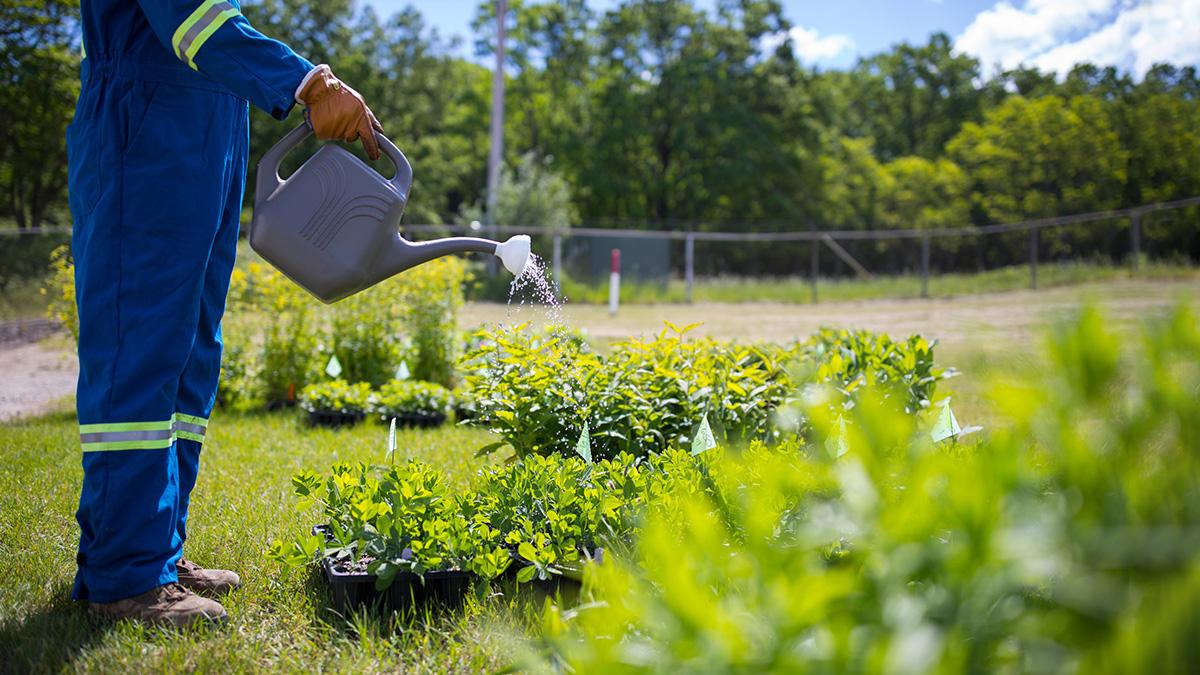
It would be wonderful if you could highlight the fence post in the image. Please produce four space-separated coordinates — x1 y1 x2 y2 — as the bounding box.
684 233 695 304
1029 227 1039 290
920 233 931 299
1130 212 1141 272
809 224 819 304
552 233 563 292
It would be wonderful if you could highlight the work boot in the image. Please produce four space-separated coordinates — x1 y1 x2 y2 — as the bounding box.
89 583 227 628
176 558 241 596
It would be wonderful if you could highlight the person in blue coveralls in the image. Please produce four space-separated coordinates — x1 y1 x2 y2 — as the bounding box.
69 0 382 627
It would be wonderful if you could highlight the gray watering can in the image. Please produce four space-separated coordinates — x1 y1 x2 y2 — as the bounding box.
250 123 530 303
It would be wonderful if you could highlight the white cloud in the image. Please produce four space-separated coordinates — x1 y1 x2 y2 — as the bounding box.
956 0 1200 78
763 25 856 63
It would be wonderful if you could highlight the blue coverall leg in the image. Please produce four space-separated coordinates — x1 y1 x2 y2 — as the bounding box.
173 114 247 546
69 0 312 603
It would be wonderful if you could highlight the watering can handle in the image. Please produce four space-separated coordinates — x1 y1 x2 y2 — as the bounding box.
255 122 414 202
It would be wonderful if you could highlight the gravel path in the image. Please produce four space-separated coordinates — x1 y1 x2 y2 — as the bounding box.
0 339 77 422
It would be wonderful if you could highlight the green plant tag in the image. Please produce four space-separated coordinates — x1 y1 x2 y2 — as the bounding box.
325 354 342 378
931 398 962 443
387 417 397 464
396 360 410 381
691 415 716 455
575 423 592 464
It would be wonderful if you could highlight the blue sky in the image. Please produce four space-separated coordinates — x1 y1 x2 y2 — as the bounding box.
362 0 1200 76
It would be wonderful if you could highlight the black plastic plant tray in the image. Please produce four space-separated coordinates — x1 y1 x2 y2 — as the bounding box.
312 526 472 614
502 546 603 591
321 558 472 614
307 410 366 428
379 412 447 429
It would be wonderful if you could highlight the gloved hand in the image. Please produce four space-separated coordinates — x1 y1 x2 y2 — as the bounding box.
297 64 384 160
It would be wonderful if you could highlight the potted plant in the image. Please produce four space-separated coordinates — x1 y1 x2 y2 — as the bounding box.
271 460 513 613
298 380 372 428
371 380 453 428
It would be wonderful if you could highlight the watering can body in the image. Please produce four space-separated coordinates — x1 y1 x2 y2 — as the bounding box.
250 124 519 303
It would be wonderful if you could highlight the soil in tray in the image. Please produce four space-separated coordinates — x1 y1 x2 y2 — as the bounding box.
312 526 472 613
308 410 367 428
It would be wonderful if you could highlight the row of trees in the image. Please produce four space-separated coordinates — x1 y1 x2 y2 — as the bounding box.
2 0 1198 267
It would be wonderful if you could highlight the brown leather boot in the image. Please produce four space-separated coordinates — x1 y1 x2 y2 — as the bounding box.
176 558 241 596
89 583 227 628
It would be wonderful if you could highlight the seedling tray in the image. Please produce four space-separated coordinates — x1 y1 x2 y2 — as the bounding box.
379 412 447 429
313 526 471 614
307 410 366 428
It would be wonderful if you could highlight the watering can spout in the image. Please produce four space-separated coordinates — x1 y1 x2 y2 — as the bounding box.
379 234 531 279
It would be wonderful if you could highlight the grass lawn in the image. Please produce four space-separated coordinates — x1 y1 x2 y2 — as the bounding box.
0 412 555 673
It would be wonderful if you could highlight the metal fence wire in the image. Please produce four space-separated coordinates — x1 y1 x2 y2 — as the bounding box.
402 196 1200 302
7 196 1197 304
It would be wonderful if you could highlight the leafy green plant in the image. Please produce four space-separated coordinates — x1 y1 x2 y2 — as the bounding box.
800 327 954 414
41 243 77 343
461 323 793 459
324 291 404 388
230 262 321 406
371 380 452 421
298 380 372 415
270 460 512 586
394 257 468 387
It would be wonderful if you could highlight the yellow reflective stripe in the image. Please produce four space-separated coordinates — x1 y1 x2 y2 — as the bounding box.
79 419 174 434
171 0 240 71
82 437 177 452
174 413 208 428
183 7 239 69
176 431 206 443
80 36 86 59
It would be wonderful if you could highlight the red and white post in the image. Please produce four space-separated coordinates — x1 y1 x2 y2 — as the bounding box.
609 248 621 317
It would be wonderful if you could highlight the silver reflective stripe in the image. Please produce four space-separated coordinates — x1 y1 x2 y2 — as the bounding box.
173 420 207 437
79 429 175 445
175 1 236 63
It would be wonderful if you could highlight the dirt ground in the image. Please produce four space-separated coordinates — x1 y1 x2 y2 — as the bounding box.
464 278 1199 359
1 278 1195 421
0 337 77 422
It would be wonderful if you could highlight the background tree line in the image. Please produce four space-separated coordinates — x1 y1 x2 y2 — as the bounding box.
2 0 1198 275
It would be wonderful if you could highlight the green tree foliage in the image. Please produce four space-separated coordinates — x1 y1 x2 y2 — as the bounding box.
0 0 79 229
9 0 1200 274
948 95 1127 223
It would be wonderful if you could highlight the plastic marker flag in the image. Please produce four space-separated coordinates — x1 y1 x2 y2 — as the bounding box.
325 354 343 378
575 423 592 464
396 360 410 381
691 415 716 455
387 418 397 463
931 398 963 443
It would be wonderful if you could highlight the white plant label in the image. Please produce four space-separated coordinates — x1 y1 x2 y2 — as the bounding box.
325 354 342 378
691 415 716 455
575 423 592 464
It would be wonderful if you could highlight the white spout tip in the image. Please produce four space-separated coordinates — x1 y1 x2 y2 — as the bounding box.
495 235 531 276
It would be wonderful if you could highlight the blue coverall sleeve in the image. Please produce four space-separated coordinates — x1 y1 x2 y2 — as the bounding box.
136 0 315 119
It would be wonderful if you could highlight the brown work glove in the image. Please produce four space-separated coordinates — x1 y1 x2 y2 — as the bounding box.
297 64 384 160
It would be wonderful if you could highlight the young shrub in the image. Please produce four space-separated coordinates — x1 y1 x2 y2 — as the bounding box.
237 262 321 406
271 461 512 585
461 323 793 459
41 244 77 343
324 287 404 388
371 380 453 427
538 305 1200 674
800 328 954 414
392 257 468 387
